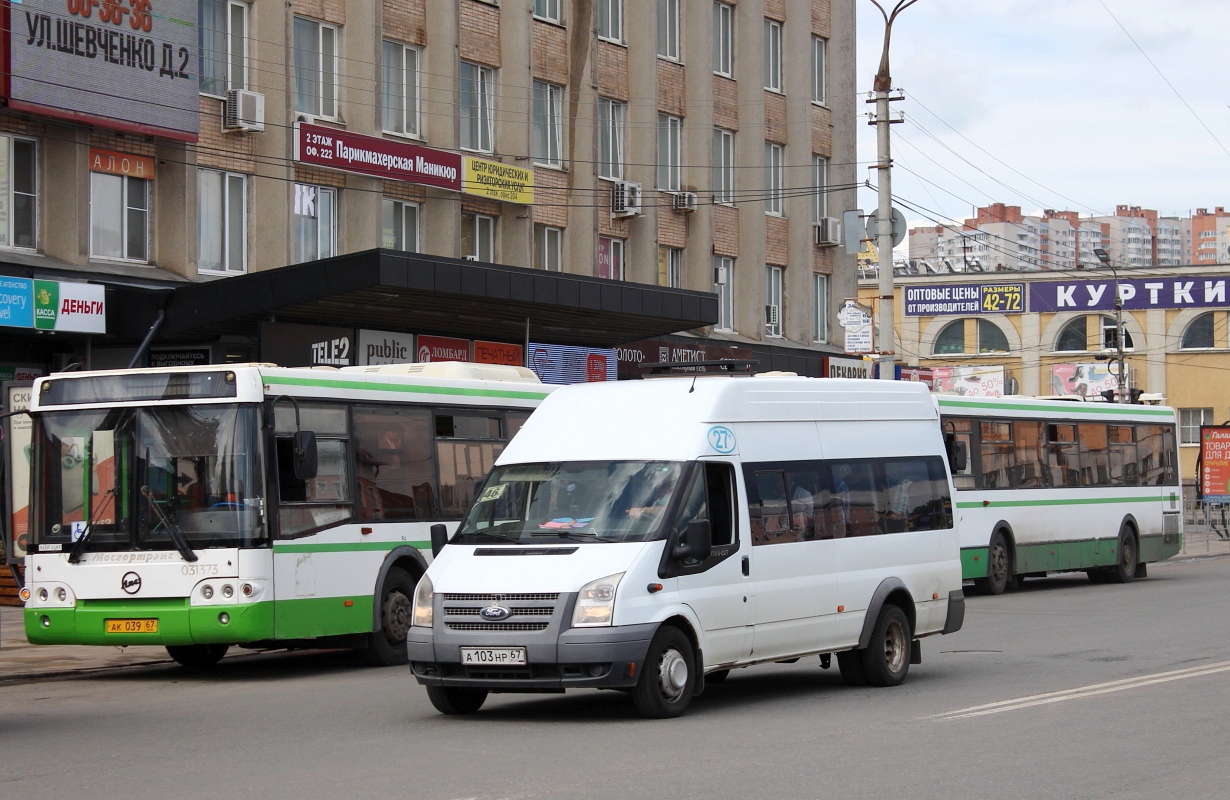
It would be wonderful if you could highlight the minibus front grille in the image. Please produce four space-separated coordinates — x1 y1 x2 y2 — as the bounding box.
444 606 555 617
444 593 560 602
445 622 550 632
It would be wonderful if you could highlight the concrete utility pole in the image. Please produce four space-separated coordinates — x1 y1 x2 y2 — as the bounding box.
868 0 917 381
1094 248 1129 403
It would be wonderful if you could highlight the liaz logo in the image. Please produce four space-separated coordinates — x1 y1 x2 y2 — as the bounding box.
121 572 143 595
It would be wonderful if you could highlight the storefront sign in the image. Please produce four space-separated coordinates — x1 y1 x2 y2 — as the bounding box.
1031 276 1230 313
417 335 470 362
147 348 211 368
932 365 1004 397
896 366 934 387
463 157 534 204
294 123 462 191
0 366 43 382
259 321 355 367
0 277 34 328
0 279 106 333
473 340 524 366
1200 427 1230 503
904 283 1024 316
529 343 617 384
1048 363 1118 398
615 338 752 377
7 0 200 140
827 356 873 379
358 329 414 365
89 148 156 179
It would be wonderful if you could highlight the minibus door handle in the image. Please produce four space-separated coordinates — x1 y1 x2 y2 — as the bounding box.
742 556 750 577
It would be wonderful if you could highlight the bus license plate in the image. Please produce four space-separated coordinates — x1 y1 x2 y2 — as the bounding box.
105 619 159 634
460 647 527 665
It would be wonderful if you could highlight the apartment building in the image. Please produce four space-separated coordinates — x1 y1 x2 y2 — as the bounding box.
0 0 857 379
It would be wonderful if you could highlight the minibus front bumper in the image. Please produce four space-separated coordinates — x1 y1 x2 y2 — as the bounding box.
408 622 660 691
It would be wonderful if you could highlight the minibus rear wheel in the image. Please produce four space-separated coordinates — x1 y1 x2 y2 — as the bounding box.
859 605 912 687
633 626 696 718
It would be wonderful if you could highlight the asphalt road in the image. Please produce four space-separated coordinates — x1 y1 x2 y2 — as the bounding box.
4 556 1230 800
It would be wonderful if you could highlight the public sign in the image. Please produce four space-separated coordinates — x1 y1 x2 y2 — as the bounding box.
148 348 211 368
0 278 106 333
863 207 906 248
838 299 874 354
295 122 462 191
904 282 1024 316
7 0 200 139
463 158 534 205
1199 426 1230 502
1030 276 1230 313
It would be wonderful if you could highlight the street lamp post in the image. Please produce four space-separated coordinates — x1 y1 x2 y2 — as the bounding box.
1093 248 1128 404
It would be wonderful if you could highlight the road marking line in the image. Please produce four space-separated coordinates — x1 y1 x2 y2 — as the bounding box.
931 660 1230 720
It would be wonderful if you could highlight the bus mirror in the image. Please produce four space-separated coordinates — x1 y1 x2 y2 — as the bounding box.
292 431 318 481
945 434 968 473
674 519 713 562
430 524 449 557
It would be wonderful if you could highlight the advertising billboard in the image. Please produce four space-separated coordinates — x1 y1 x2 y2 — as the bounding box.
903 283 1024 316
259 322 356 367
416 335 470 362
1030 276 1230 313
931 365 1004 397
528 343 617 384
1199 427 1230 503
7 0 200 139
295 122 462 191
1048 363 1118 398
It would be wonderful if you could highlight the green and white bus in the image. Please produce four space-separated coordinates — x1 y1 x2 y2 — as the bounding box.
20 362 553 667
938 395 1183 594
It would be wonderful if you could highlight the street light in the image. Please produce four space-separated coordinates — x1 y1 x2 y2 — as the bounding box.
1092 248 1128 404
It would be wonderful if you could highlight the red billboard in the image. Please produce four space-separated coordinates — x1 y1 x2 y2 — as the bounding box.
473 341 523 366
294 123 461 191
1200 426 1230 502
416 335 470 362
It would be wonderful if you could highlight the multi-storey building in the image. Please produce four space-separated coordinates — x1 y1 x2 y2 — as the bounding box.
1191 207 1230 265
0 0 857 379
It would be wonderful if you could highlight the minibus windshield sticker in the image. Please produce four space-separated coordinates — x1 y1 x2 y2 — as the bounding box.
538 517 595 529
478 484 507 502
707 426 737 454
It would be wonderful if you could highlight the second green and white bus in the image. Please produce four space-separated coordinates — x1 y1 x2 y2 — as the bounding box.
939 395 1183 594
20 362 553 667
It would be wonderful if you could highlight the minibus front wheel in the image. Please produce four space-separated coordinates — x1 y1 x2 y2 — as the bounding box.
633 626 697 718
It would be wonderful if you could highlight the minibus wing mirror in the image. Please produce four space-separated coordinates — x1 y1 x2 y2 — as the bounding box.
674 519 713 562
430 523 449 557
292 431 318 481
944 433 968 473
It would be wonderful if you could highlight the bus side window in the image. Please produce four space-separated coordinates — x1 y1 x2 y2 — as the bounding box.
943 417 976 491
354 406 434 521
1014 420 1047 488
273 403 352 538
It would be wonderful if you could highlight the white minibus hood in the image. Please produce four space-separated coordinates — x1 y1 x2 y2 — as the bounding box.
426 541 655 595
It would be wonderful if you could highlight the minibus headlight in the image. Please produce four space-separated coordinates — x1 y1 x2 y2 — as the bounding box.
572 572 624 627
412 574 434 628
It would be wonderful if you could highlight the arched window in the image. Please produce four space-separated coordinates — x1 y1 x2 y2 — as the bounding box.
933 320 966 354
1181 312 1216 349
1101 316 1134 350
1055 317 1088 351
978 319 1009 353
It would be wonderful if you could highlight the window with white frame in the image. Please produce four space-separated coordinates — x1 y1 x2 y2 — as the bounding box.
1101 315 1134 350
292 183 336 263
598 0 623 43
381 199 419 252
598 98 626 180
197 169 246 274
598 236 624 280
714 256 734 332
199 0 248 96
0 134 37 250
811 36 827 104
813 155 828 221
764 19 782 91
765 142 783 215
712 128 735 205
533 81 563 166
713 2 733 76
1180 408 1214 445
460 62 495 153
536 225 563 271
462 212 495 262
292 17 338 118
659 246 682 288
90 172 149 262
657 114 682 191
381 41 420 137
765 265 783 337
813 273 829 342
658 0 680 60
534 0 561 23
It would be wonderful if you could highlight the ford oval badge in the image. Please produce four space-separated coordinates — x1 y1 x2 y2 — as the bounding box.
480 605 512 621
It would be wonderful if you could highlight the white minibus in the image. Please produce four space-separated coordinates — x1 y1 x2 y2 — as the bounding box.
407 374 966 717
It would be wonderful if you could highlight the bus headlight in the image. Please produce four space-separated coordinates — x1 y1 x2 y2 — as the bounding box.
412 574 434 628
572 573 624 627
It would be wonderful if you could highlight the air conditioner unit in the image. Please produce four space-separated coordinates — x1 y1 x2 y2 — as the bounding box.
765 304 779 326
814 216 841 246
611 181 643 217
671 191 698 213
713 265 729 285
224 89 265 132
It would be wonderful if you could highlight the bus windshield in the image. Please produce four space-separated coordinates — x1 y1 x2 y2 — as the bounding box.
453 461 684 544
32 404 266 553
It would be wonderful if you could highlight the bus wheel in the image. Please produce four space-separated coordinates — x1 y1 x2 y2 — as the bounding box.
425 685 488 715
633 626 696 718
974 531 1012 595
859 605 912 687
362 567 414 666
1107 527 1138 584
166 644 229 669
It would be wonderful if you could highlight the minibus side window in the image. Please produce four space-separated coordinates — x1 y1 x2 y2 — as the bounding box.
827 461 881 537
882 457 952 533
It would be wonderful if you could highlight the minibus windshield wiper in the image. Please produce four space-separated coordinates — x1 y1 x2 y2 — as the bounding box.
530 530 618 543
459 529 523 544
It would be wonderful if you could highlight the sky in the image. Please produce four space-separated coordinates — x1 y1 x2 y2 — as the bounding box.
854 0 1230 229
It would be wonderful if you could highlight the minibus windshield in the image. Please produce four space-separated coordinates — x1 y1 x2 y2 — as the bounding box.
453 461 684 544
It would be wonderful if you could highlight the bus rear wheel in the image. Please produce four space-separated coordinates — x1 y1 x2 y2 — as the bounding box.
1106 527 1138 584
974 531 1013 595
166 644 229 669
362 567 415 666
